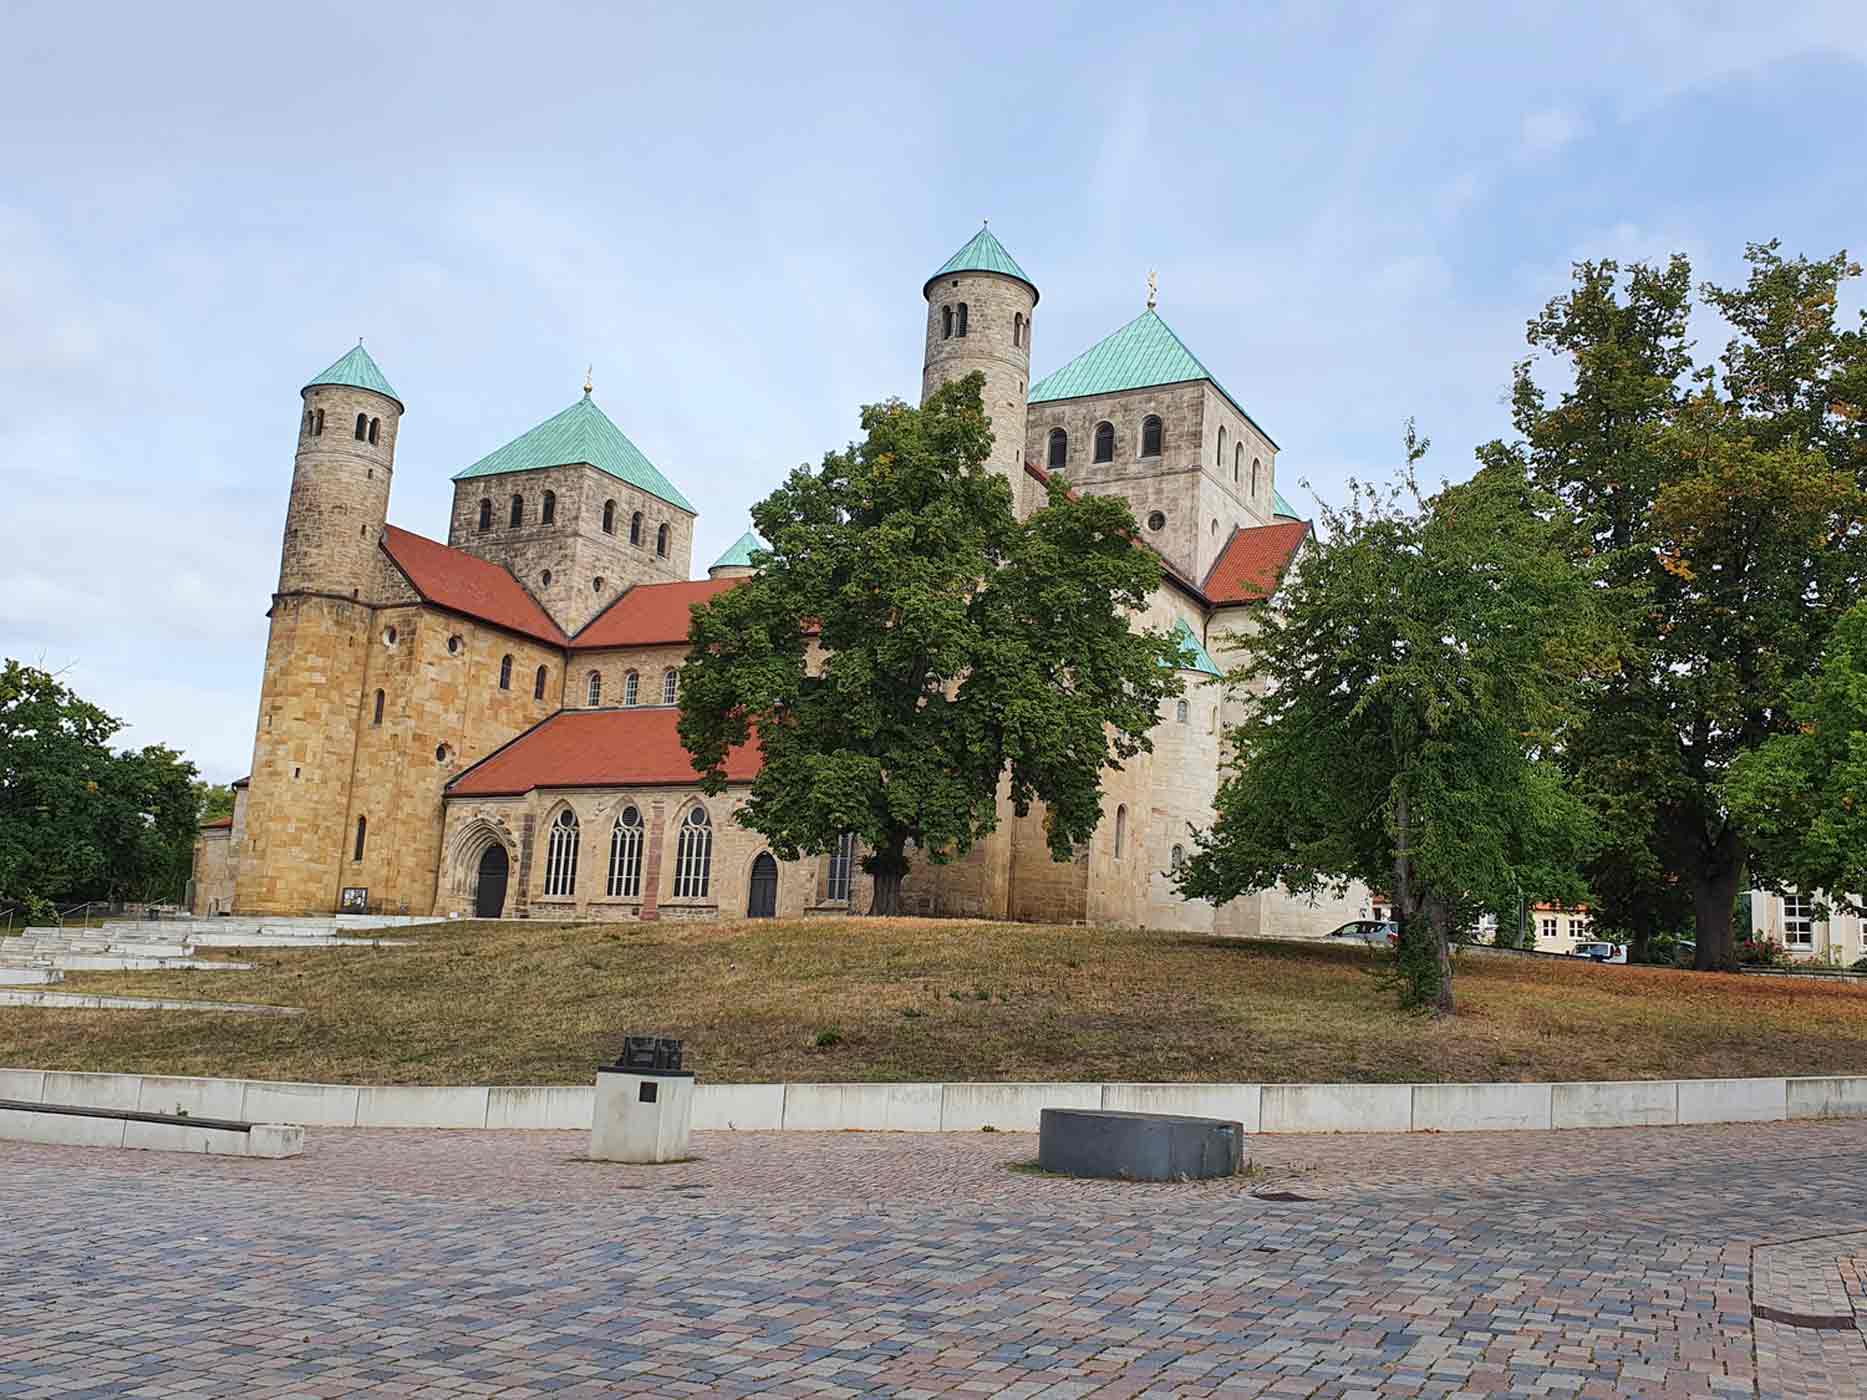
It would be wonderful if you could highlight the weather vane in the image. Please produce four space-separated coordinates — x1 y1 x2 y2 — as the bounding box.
583 364 594 396
1147 270 1158 310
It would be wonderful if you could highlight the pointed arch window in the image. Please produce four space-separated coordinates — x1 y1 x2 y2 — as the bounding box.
623 670 639 706
586 670 603 706
661 669 678 705
354 412 368 441
941 305 953 339
498 654 513 690
1114 804 1127 858
354 816 367 861
534 665 548 700
674 806 712 899
602 500 616 534
656 523 670 558
372 689 385 726
956 302 968 337
1093 421 1114 464
544 808 579 897
1141 415 1162 458
827 831 857 903
1047 428 1067 470
541 490 556 524
608 806 644 898
478 498 493 531
630 511 643 545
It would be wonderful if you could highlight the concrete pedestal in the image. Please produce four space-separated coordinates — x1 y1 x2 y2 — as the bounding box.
1038 1107 1245 1181
590 1068 695 1163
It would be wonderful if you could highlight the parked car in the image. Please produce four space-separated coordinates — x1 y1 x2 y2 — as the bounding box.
1570 941 1627 964
1327 920 1399 947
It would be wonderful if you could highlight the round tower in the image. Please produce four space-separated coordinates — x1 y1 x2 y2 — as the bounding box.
280 344 402 598
921 224 1037 494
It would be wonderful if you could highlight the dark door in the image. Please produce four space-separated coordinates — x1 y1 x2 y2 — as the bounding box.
475 845 509 918
748 853 778 918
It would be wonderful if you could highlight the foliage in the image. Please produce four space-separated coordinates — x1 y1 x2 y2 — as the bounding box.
679 373 1182 914
194 782 237 825
1505 244 1867 968
1726 601 1867 913
1177 432 1604 1013
1738 935 1787 968
0 660 202 909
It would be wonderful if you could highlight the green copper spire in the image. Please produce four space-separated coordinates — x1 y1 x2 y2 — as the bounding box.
924 224 1038 303
710 530 766 570
452 393 695 514
304 343 401 407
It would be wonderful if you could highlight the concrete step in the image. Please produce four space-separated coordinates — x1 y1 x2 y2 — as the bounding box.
183 933 415 949
0 989 298 1014
0 967 62 986
40 955 255 973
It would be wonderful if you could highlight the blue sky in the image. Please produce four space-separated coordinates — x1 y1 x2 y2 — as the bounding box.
2 1 1863 781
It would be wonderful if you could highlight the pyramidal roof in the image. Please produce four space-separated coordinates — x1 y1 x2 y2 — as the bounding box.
1028 308 1277 450
304 344 400 407
925 225 1038 302
452 392 695 513
1170 618 1223 677
711 530 766 570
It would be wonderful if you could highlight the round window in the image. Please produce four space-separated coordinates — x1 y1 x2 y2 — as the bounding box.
621 805 640 827
447 635 462 655
1146 511 1166 531
383 626 398 646
435 744 451 763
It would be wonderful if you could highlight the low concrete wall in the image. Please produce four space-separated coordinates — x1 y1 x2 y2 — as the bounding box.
0 1104 302 1158
6 1069 1867 1135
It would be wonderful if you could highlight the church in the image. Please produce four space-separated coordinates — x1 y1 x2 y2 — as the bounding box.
193 226 1354 936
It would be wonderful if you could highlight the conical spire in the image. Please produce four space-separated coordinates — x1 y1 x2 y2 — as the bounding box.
924 224 1038 303
710 530 766 571
303 343 401 407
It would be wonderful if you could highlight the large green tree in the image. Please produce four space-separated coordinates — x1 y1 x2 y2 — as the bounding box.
1508 246 1867 968
678 373 1182 915
1177 438 1603 1012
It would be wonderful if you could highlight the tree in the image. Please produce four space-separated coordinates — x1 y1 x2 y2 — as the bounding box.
1177 436 1602 1013
1726 600 1867 913
679 374 1182 914
1508 246 1867 968
195 781 236 825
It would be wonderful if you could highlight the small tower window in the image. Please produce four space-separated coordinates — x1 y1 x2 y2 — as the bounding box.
1047 428 1067 470
587 671 603 706
534 665 548 700
941 305 953 340
1217 426 1226 469
1171 844 1185 871
661 668 677 705
510 494 524 528
1142 416 1162 458
354 816 367 862
368 417 380 445
354 413 368 441
313 408 325 436
1114 804 1127 858
1176 699 1189 723
498 654 512 690
624 670 639 706
956 302 968 337
602 500 616 535
478 498 493 531
542 490 556 525
630 511 643 545
303 410 314 436
372 689 384 726
656 523 670 558
1093 422 1114 464
1013 312 1024 348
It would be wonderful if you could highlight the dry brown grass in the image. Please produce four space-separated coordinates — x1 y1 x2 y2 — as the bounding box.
7 917 1867 1086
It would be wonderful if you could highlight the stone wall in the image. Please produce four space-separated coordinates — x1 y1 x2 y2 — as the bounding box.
191 830 233 915
921 269 1035 506
567 644 688 709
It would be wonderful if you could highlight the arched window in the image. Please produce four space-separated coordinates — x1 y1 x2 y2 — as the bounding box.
608 806 644 898
542 490 556 525
368 417 380 445
478 498 493 531
1171 844 1185 871
372 689 384 726
1175 699 1189 723
1251 458 1261 498
827 831 857 903
602 500 616 535
1234 443 1242 483
312 408 325 436
498 655 512 690
354 413 368 441
1013 312 1024 348
1217 425 1226 468
510 495 524 528
354 816 367 862
956 302 968 337
661 669 677 705
544 808 579 897
534 665 548 700
1093 422 1115 464
941 305 953 339
1114 804 1127 858
1047 428 1067 469
674 806 712 898
630 511 643 545
1141 415 1162 458
656 523 670 558
586 670 602 706
623 670 639 706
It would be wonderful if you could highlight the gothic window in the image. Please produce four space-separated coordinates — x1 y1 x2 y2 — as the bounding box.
608 806 644 898
827 831 856 903
1251 458 1261 498
586 670 602 706
1175 699 1189 723
956 302 968 336
1141 415 1162 458
661 669 677 705
372 689 384 726
542 490 556 525
498 654 512 690
354 413 368 441
623 670 639 705
510 495 524 528
674 806 712 899
1013 312 1024 348
354 816 367 861
656 523 670 558
630 511 643 545
602 500 616 535
1217 425 1226 468
478 498 493 531
543 808 579 897
941 305 953 339
1093 422 1114 463
1047 428 1067 469
1114 804 1127 858
368 417 380 445
534 665 548 700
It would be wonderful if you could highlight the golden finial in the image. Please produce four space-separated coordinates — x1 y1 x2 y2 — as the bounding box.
1146 270 1158 311
583 364 594 396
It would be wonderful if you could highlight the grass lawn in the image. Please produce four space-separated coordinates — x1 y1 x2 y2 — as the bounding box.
6 916 1867 1086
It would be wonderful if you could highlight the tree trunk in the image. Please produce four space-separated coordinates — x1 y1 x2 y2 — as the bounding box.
1691 850 1746 971
865 838 910 917
1425 895 1456 1015
1629 925 1653 965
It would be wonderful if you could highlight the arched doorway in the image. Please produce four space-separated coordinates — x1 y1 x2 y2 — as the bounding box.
475 844 509 918
747 853 778 918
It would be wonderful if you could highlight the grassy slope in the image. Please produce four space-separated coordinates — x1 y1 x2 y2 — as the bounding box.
6 916 1867 1086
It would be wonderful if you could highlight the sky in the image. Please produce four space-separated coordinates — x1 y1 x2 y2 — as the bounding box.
2 1 1864 782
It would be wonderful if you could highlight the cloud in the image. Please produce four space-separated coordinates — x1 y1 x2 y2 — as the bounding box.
1519 107 1582 159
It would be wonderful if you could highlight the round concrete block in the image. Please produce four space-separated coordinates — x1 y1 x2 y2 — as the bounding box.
1037 1108 1246 1181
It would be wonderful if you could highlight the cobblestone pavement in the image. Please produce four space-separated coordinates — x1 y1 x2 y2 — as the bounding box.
9 1118 1867 1396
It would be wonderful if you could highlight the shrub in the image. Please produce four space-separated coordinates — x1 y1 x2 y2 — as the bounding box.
1738 936 1787 967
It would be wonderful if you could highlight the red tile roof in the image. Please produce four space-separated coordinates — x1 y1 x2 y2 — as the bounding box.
445 707 761 797
572 577 741 649
381 526 568 646
200 816 234 830
1204 521 1311 604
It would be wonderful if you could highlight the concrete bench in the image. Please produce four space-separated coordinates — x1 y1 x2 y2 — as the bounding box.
0 1098 303 1157
1038 1107 1245 1181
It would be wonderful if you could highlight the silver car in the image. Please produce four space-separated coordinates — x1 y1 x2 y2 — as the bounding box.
1327 919 1399 947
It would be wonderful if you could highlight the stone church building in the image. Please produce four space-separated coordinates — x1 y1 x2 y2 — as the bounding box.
195 226 1356 936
